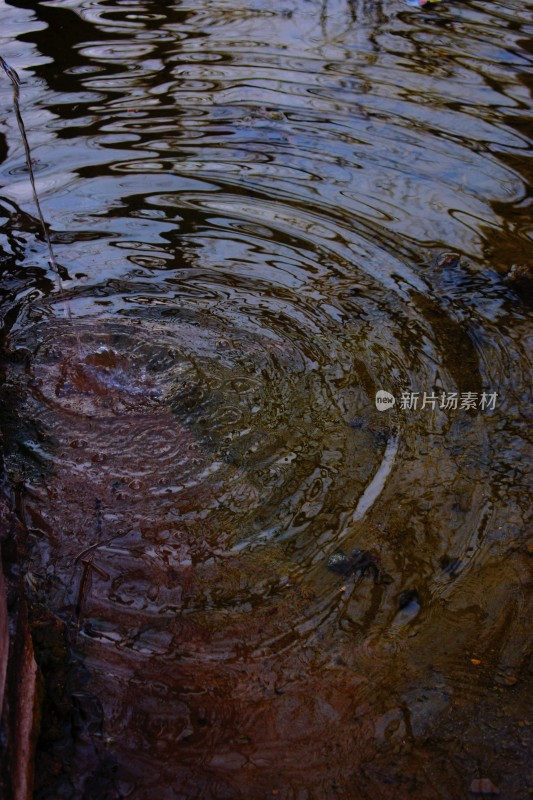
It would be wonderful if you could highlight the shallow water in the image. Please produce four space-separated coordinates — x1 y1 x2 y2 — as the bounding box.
0 0 532 797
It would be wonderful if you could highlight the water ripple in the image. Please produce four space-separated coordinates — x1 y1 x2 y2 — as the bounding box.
0 0 531 795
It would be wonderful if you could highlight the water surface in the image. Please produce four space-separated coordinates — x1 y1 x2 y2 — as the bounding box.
0 0 532 797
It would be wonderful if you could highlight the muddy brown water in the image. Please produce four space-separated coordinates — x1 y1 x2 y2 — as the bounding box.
0 0 532 798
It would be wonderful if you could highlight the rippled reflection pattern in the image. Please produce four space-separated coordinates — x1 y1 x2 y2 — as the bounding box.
0 0 532 797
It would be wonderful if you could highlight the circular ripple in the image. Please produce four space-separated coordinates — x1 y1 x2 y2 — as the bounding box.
6 309 394 568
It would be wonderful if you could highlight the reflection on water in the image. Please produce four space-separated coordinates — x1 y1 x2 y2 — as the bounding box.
0 0 532 797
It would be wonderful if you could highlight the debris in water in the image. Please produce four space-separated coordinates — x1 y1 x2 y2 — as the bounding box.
0 55 63 288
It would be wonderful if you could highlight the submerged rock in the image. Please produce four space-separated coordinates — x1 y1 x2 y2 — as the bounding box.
326 549 391 584
469 778 500 795
505 263 533 286
436 252 461 269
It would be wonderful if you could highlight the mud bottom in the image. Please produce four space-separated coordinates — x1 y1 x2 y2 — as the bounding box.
0 314 528 799
31 575 533 800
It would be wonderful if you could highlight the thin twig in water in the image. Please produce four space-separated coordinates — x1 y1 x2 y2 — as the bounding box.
72 531 126 631
74 553 93 631
0 53 80 345
73 531 128 565
0 55 62 287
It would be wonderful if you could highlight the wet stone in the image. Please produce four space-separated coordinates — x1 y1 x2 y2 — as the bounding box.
469 778 500 795
494 671 518 687
505 263 533 286
326 549 391 584
436 252 461 269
